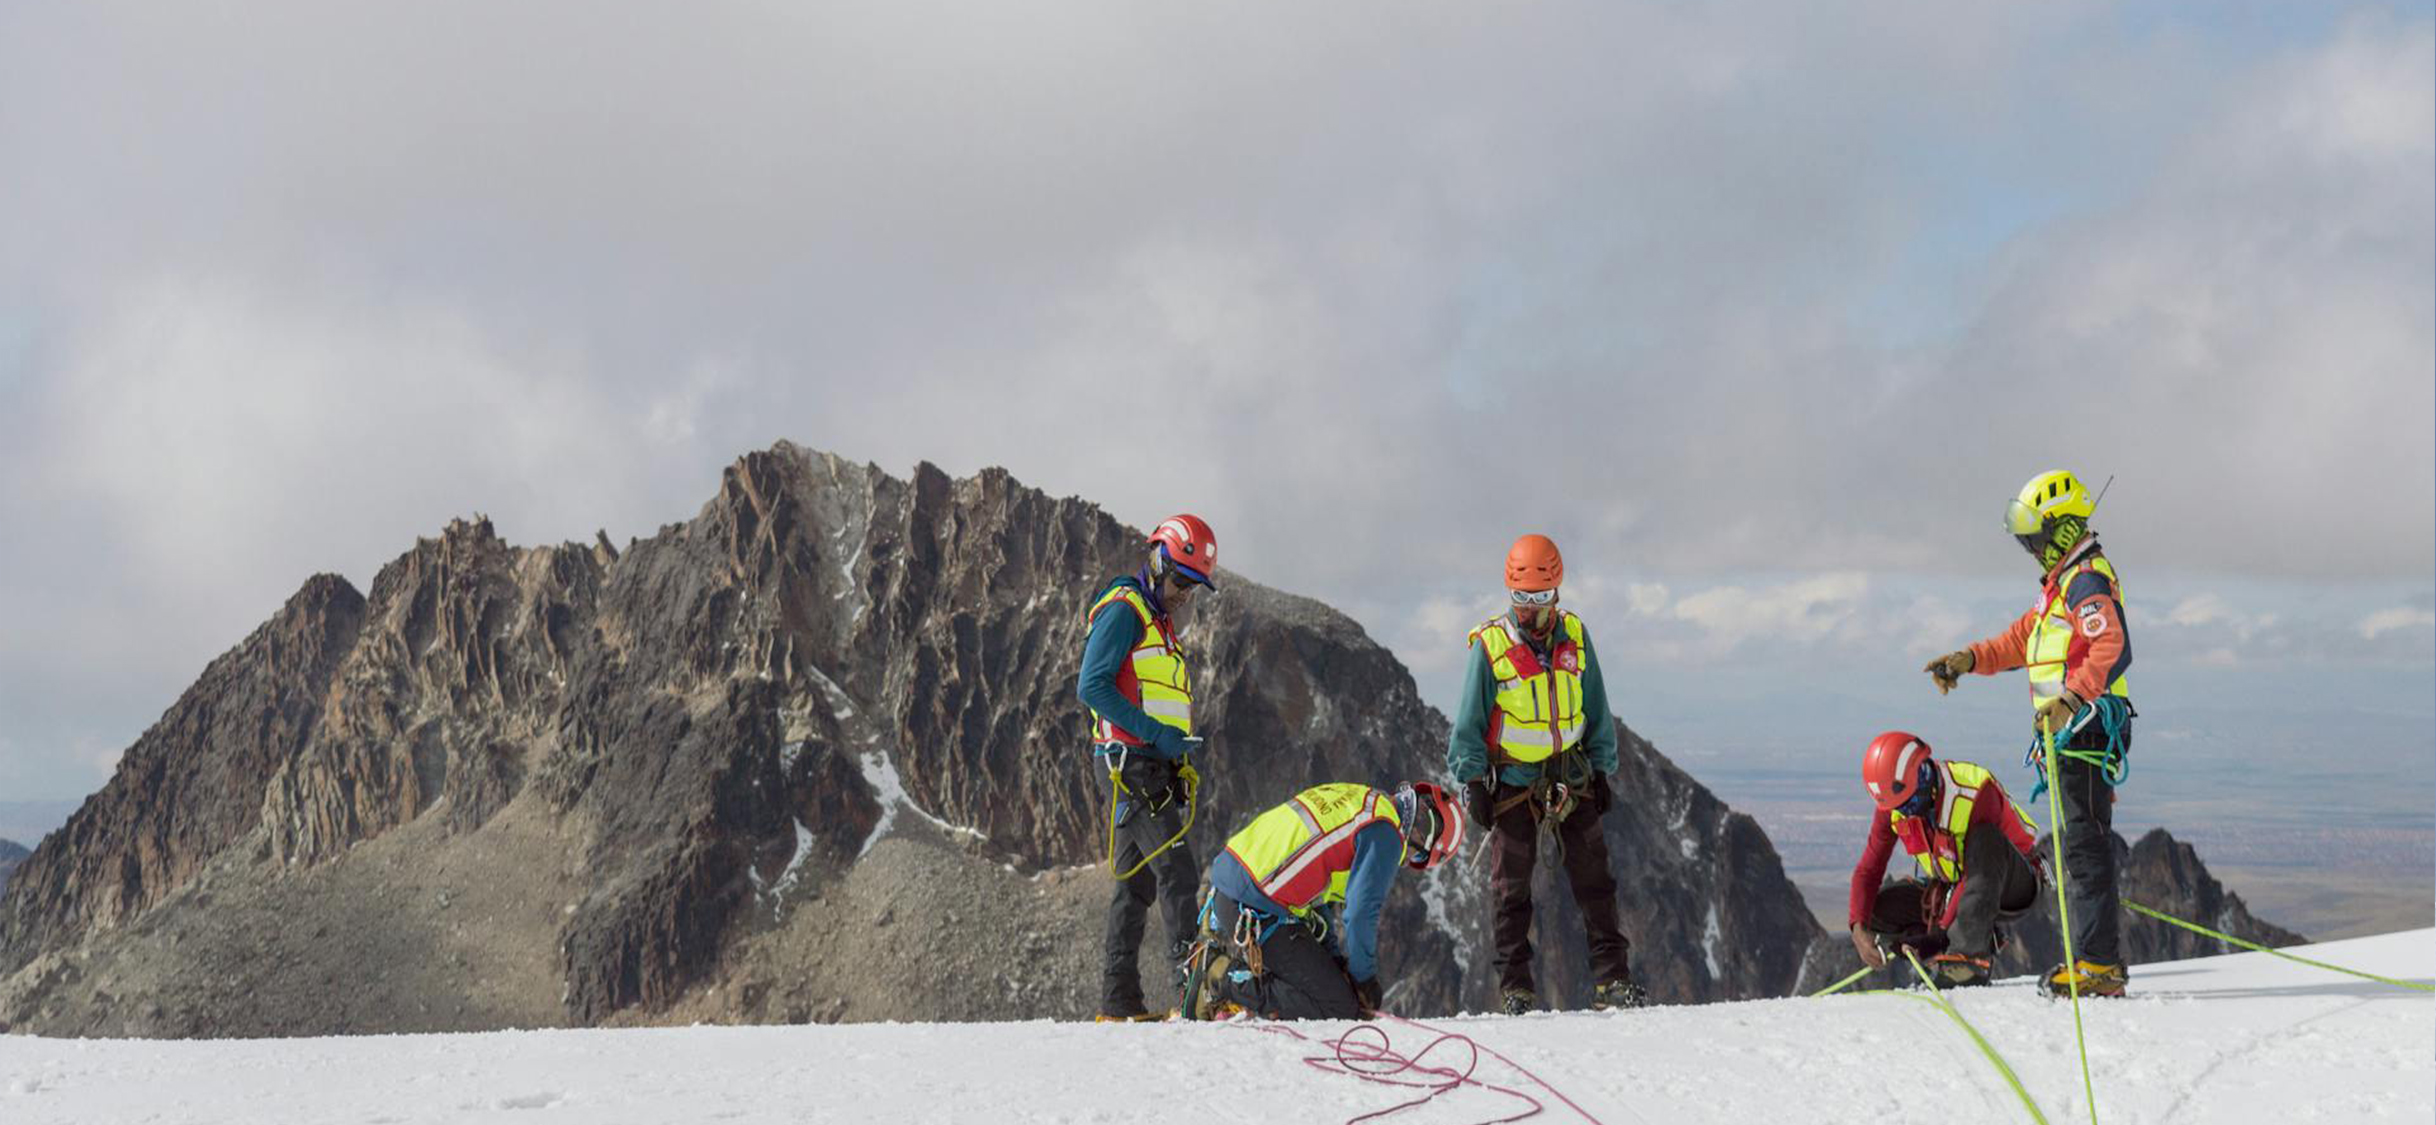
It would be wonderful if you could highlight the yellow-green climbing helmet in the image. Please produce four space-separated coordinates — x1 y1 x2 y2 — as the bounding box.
2004 469 2094 537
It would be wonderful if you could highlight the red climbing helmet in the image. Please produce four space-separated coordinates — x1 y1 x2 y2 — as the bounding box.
1394 782 1465 870
1148 514 1218 588
1861 730 1935 812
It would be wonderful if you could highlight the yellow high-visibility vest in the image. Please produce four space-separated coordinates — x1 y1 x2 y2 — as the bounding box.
1890 760 2037 882
1222 783 1402 912
1465 613 1587 764
2024 554 2130 711
1083 584 1192 745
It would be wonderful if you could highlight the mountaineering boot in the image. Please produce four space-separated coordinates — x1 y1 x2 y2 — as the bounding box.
1187 948 1238 1021
1591 978 1648 1010
1094 1008 1164 1024
2043 960 2127 998
1927 953 1992 989
1499 988 1537 1016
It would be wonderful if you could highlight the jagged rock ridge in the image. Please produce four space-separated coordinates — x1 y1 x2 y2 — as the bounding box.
0 441 2285 1034
0 840 27 894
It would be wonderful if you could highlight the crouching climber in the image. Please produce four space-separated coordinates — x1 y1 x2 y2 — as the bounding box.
1184 782 1462 1020
1850 731 2045 988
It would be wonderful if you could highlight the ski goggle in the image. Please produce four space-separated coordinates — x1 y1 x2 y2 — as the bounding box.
1509 587 1559 606
1154 544 1212 588
2003 498 2046 537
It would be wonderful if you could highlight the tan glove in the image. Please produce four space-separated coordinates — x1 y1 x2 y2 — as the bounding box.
2035 690 2084 739
1850 924 1886 970
1924 650 1974 694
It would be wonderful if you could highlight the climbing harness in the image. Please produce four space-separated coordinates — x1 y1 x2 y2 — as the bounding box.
1484 749 1594 834
1100 739 1200 880
2025 694 2133 802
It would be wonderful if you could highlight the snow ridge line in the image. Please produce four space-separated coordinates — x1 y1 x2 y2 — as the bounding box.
2122 899 2435 993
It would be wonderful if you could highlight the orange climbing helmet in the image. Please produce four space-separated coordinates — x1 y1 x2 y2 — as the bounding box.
1505 534 1563 591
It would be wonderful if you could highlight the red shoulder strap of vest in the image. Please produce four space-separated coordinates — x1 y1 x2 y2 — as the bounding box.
1494 630 1546 678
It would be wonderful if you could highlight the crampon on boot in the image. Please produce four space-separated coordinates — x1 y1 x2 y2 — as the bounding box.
2042 960 2127 998
1185 948 1245 1021
1498 988 1537 1016
1591 979 1648 1010
1926 952 1992 989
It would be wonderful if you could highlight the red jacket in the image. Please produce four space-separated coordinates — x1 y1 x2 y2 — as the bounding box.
1848 773 2040 930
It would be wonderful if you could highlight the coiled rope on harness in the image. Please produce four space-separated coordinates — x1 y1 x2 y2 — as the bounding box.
2025 694 2132 803
1100 742 1198 880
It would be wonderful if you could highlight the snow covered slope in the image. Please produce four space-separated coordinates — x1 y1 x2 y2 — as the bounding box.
2 929 2426 1124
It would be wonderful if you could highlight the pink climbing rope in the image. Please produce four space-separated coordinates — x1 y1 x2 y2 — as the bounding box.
1385 1013 1609 1125
1219 1011 1608 1125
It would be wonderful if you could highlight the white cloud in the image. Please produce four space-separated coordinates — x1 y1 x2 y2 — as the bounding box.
0 3 2428 796
1670 573 1872 651
1625 583 1673 616
2360 607 2436 639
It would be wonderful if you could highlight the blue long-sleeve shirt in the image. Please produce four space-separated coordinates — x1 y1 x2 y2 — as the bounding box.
1077 575 1185 759
1445 615 1618 787
1208 818 1402 983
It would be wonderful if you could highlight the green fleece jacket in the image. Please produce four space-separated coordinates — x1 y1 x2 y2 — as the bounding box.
1444 614 1619 788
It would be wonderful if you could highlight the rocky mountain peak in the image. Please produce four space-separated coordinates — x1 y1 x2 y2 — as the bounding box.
0 442 2299 1035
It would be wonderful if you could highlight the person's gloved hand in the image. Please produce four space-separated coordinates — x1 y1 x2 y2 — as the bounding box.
1924 650 1975 694
1149 724 1190 761
1850 925 1886 970
1586 771 1614 816
1353 976 1383 1017
1463 779 1494 829
2034 690 2083 739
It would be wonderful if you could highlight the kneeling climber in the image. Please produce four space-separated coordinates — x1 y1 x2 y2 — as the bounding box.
1186 781 1463 1020
1849 730 2045 989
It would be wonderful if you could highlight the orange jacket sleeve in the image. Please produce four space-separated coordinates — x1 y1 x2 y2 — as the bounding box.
1967 607 2038 675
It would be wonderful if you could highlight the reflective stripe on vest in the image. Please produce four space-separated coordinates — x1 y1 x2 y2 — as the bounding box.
1084 584 1193 745
1466 612 1587 763
1888 760 2037 883
2023 552 2130 708
1223 783 1403 912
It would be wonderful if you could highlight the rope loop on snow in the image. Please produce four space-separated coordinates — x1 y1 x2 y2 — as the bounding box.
1219 1012 1613 1125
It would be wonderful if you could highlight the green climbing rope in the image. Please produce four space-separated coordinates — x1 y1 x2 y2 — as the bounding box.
2039 720 2101 1125
2123 900 2434 993
1810 965 1873 998
1875 948 2050 1125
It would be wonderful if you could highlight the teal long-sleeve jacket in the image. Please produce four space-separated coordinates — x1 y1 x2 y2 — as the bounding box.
1445 616 1618 788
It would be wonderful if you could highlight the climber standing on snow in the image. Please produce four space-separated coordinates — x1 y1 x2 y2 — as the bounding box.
1078 514 1219 1022
1923 470 2136 998
1446 533 1644 1014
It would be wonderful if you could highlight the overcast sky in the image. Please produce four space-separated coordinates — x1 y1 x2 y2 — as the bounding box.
2 2 2429 808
